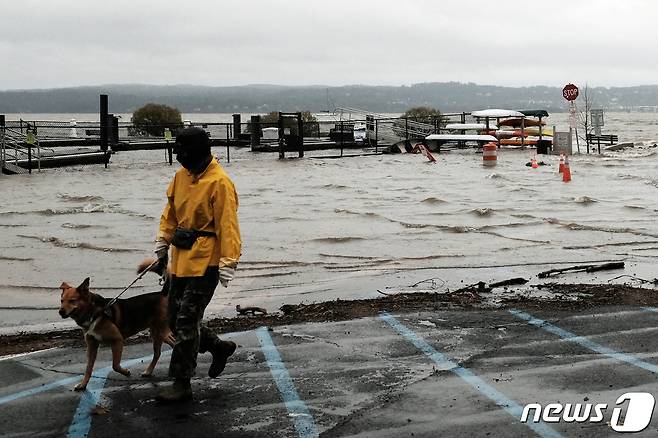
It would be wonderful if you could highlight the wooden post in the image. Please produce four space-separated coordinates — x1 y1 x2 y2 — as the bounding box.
278 112 285 160
226 125 231 163
340 121 344 157
232 114 240 141
27 144 32 174
405 118 409 140
375 119 378 153
0 115 4 172
297 112 304 158
100 94 108 152
250 115 260 152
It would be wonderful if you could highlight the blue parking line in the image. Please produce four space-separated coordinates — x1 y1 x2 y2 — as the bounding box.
67 373 110 437
510 309 658 374
66 353 169 438
0 351 168 407
256 327 319 438
0 375 82 405
379 312 564 438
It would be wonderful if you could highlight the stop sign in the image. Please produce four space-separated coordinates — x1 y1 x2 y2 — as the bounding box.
563 83 579 101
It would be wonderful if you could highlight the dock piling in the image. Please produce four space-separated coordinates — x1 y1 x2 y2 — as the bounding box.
250 115 261 152
225 125 230 163
0 115 4 173
100 94 108 152
232 114 241 141
297 112 304 158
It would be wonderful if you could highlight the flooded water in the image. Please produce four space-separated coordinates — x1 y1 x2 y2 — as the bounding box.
2 112 658 334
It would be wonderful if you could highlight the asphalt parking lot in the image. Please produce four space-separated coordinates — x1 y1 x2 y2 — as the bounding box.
3 306 658 437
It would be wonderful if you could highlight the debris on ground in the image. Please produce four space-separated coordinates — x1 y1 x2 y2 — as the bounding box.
90 405 110 416
488 278 529 288
538 261 625 278
236 305 268 316
451 281 489 294
3 282 658 356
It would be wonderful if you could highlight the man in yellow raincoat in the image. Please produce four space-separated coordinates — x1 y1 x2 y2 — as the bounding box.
154 127 241 402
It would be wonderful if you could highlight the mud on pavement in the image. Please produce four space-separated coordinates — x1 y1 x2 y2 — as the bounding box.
3 282 658 356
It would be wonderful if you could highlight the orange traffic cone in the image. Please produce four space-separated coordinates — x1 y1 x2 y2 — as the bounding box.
531 156 539 169
563 155 571 182
558 153 565 173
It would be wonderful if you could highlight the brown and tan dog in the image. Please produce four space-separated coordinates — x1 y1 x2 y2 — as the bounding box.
59 276 174 391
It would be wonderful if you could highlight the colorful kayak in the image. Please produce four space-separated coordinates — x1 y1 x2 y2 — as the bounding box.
522 127 553 136
500 136 552 146
499 118 545 127
495 128 553 138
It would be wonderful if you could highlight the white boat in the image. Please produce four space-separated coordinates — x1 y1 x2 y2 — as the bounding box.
444 123 498 131
262 127 278 140
425 134 497 148
426 134 497 142
471 109 525 118
353 123 367 143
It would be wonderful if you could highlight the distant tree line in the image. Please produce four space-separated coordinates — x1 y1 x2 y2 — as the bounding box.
3 83 658 114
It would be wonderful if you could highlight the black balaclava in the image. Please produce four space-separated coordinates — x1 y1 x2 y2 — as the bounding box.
174 127 211 171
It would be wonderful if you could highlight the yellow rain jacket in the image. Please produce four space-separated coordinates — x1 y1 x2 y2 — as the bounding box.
157 158 241 277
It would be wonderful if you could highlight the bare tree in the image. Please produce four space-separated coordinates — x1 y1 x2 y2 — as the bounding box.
575 84 595 152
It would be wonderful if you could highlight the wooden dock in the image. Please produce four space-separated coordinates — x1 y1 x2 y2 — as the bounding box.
2 149 110 174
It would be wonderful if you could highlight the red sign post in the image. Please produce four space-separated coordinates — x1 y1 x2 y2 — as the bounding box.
563 83 579 101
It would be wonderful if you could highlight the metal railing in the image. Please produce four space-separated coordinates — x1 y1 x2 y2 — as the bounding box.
1 127 43 174
334 107 440 141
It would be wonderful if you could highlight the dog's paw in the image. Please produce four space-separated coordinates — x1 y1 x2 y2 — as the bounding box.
74 382 87 391
113 366 131 377
140 371 154 378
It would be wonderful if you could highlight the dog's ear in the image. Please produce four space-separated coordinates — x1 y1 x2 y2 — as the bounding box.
77 277 91 295
60 282 71 291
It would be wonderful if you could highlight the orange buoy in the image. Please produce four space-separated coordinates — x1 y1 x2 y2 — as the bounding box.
558 153 565 173
563 155 572 182
531 157 539 169
482 142 497 166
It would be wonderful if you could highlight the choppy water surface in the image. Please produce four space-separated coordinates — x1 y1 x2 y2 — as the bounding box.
2 112 658 333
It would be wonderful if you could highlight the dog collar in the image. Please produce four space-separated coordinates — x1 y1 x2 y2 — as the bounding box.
75 309 96 330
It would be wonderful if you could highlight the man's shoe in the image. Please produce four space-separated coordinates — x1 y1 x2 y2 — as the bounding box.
208 340 237 378
156 379 192 403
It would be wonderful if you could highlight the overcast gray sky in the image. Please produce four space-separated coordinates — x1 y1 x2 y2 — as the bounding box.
1 0 656 90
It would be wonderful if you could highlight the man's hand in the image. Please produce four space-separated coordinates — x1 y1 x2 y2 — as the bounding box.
219 266 235 288
153 239 170 276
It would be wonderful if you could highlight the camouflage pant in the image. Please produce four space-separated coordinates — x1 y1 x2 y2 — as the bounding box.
167 267 220 380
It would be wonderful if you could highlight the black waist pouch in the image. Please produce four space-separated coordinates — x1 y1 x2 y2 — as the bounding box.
171 227 215 250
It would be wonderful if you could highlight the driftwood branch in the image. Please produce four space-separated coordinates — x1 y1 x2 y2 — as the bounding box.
538 262 625 279
450 281 489 294
489 277 528 288
236 305 268 316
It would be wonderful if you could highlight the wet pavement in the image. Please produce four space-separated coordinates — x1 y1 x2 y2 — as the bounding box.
3 306 658 437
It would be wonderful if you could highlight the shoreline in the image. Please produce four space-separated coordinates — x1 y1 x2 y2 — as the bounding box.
2 282 656 357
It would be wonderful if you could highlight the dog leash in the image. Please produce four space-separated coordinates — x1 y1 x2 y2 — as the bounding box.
105 259 159 309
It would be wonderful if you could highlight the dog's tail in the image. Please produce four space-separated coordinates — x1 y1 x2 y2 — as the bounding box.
138 258 170 294
137 258 160 275
137 258 169 278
